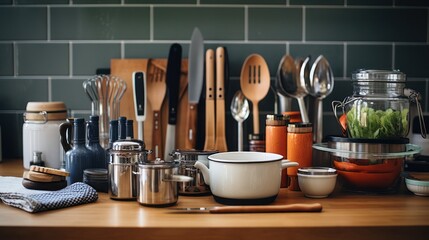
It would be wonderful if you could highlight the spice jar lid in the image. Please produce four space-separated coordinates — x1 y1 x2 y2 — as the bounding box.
25 102 67 121
287 122 312 133
266 114 290 126
352 69 406 82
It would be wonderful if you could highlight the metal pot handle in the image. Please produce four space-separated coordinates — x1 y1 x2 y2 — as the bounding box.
163 175 193 182
405 88 427 139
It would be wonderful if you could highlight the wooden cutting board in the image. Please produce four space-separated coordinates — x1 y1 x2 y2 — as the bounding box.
110 59 189 158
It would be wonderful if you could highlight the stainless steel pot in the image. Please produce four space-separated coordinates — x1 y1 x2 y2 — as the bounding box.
171 150 217 195
108 139 149 200
135 160 192 207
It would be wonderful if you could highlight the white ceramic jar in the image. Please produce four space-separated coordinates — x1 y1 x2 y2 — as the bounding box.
23 102 67 169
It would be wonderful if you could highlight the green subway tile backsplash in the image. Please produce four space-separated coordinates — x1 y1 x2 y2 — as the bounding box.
0 7 47 40
17 43 69 75
306 8 427 42
395 45 429 78
347 44 392 76
154 7 244 40
248 7 302 41
0 44 13 76
51 79 92 110
51 7 150 40
0 2 428 158
0 79 48 110
73 43 121 75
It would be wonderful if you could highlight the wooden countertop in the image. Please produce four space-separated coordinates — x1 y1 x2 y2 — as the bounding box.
1 159 428 240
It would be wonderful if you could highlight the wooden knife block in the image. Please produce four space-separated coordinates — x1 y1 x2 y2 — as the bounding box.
111 59 189 159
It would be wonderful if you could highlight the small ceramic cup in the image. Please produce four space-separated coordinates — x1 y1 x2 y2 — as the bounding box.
298 167 337 198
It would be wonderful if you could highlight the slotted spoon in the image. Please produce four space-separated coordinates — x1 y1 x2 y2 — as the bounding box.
240 54 270 134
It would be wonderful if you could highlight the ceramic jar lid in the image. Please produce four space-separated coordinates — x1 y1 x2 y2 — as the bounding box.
25 102 67 121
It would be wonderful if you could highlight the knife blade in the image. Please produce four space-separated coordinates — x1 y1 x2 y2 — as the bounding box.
203 49 216 151
171 203 322 214
214 46 228 152
164 43 182 158
185 27 204 149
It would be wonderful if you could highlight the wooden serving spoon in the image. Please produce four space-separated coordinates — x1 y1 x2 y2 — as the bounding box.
240 54 270 134
146 60 166 160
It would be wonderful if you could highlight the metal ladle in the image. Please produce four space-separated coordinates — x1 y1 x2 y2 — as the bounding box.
308 55 334 143
230 90 250 151
278 55 310 123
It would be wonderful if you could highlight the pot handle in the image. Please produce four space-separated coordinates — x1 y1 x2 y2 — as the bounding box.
281 160 299 169
405 88 427 139
163 175 193 182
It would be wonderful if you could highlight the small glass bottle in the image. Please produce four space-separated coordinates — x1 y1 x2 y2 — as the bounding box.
87 115 107 169
287 123 313 191
265 114 289 188
65 118 93 185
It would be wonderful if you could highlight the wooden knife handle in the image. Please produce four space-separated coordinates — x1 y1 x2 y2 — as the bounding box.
204 49 216 151
152 110 163 159
185 103 198 149
209 203 323 214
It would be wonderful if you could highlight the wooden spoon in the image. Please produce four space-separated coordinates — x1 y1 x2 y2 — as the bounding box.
240 54 270 134
146 60 166 160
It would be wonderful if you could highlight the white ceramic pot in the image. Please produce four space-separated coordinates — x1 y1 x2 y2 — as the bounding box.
194 151 298 205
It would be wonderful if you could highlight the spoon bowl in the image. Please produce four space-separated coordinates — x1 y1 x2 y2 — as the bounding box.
230 90 250 151
240 54 270 134
308 55 334 142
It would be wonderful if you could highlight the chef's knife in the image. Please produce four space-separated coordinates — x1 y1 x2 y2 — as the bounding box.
214 47 228 152
185 27 204 149
171 203 322 214
164 43 182 158
203 49 216 151
133 71 146 140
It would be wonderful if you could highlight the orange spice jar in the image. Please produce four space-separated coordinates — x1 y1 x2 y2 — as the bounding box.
287 123 313 191
265 114 289 187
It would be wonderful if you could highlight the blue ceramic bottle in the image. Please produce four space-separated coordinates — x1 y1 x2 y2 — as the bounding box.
126 119 134 139
87 115 107 169
118 116 127 140
65 118 93 185
109 119 118 149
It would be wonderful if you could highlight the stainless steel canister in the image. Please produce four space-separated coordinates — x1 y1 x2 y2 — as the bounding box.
108 139 149 200
135 160 192 207
171 150 217 195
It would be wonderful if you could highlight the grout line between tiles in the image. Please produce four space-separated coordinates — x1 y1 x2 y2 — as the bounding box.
343 42 347 78
13 42 18 76
150 5 154 41
48 77 52 102
69 42 73 77
244 6 248 42
47 5 50 41
302 6 306 42
392 43 395 69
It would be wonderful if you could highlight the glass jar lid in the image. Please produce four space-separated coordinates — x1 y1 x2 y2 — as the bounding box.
352 69 406 82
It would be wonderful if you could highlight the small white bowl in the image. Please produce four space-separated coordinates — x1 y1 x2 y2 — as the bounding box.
405 177 429 197
298 167 337 198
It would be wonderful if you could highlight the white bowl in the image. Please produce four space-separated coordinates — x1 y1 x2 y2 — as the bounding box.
298 167 337 198
405 177 429 197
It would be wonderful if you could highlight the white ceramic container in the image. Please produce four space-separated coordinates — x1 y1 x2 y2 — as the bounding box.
194 151 298 205
298 167 337 198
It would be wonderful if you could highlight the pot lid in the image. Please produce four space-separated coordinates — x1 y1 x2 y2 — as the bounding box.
138 159 177 168
208 151 283 163
112 139 145 151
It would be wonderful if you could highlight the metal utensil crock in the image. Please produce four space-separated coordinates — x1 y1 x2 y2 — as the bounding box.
108 139 149 200
135 160 192 207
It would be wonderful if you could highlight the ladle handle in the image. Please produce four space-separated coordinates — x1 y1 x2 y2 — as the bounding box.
315 98 323 143
297 97 309 123
238 122 243 151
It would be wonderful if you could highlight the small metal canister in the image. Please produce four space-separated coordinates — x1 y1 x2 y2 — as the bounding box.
108 139 149 200
171 150 217 195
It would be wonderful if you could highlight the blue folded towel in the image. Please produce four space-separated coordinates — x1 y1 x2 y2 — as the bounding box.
0 178 98 213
